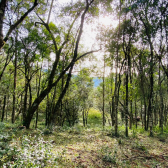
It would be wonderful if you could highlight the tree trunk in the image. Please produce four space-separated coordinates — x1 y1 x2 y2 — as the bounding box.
51 66 73 125
35 63 42 128
83 109 85 127
1 95 6 122
135 100 137 128
125 67 129 137
139 56 147 130
12 36 17 123
102 54 105 128
148 51 154 136
0 0 7 49
114 0 121 137
159 62 164 133
22 0 94 129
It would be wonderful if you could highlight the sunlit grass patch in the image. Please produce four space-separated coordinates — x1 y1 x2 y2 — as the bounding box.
88 108 102 119
87 108 102 127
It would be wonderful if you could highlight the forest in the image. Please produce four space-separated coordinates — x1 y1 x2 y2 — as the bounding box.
0 0 168 167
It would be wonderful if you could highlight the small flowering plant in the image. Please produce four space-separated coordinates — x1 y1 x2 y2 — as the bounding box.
3 135 58 168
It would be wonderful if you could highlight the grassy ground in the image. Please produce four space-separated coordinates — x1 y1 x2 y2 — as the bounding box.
47 126 168 168
0 110 168 167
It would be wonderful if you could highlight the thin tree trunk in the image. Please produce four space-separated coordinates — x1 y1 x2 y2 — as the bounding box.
1 95 6 122
35 63 42 128
114 0 121 137
45 93 50 127
135 99 137 128
125 67 129 137
159 62 164 133
12 36 17 123
6 94 9 121
128 56 132 129
139 57 147 130
102 54 105 128
110 69 114 126
83 109 85 127
60 55 65 126
0 0 8 48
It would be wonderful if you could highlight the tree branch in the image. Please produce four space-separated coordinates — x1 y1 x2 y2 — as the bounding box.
4 0 38 43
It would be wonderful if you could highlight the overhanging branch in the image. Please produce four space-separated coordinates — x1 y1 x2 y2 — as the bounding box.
4 0 38 43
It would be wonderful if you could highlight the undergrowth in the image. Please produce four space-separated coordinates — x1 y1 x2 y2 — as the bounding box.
0 117 168 167
0 123 58 168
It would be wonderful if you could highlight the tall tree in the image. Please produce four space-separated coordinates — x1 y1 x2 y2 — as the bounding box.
23 0 100 128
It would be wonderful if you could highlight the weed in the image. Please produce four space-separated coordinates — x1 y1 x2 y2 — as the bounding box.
101 146 117 164
132 129 137 138
42 128 52 135
133 140 147 152
139 127 145 134
132 126 138 138
102 149 117 164
157 134 167 142
118 138 122 145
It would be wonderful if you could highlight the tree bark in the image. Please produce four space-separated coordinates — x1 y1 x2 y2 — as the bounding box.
102 54 105 128
1 95 6 122
0 0 7 48
35 63 42 128
125 66 129 137
12 36 17 123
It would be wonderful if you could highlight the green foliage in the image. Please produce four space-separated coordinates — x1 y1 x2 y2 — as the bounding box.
133 140 148 152
60 1 85 17
117 138 123 145
132 128 138 138
88 108 101 120
101 146 117 164
4 135 58 167
152 125 168 142
0 123 14 166
67 125 82 135
42 128 52 135
0 124 58 167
